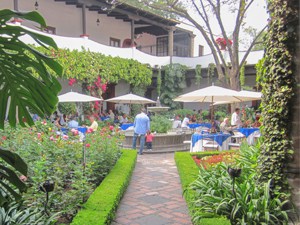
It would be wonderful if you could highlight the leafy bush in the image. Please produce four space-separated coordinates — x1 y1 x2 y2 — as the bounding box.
0 121 123 222
150 115 172 133
71 150 137 225
190 142 294 224
0 200 58 225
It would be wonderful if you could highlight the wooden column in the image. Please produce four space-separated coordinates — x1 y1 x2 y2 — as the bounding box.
14 0 18 11
130 20 135 47
189 33 196 57
80 4 89 38
168 26 175 57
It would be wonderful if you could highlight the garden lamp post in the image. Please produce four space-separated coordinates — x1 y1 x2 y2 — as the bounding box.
39 180 55 216
227 167 241 224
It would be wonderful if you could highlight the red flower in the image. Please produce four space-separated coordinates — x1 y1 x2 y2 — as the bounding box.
68 78 77 86
101 84 107 92
1 136 7 141
85 143 91 148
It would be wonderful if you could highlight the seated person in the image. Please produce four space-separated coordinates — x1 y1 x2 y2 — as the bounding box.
220 118 234 134
87 115 98 132
68 115 79 129
181 114 191 128
172 115 182 128
252 115 261 128
210 119 220 133
119 113 129 124
191 115 197 123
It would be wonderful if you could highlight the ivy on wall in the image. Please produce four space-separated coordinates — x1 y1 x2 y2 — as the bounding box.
36 47 152 88
240 62 246 87
207 63 216 85
157 67 162 97
257 0 298 193
195 64 202 88
160 64 188 109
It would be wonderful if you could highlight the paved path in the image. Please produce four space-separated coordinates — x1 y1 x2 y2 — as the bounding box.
111 153 192 225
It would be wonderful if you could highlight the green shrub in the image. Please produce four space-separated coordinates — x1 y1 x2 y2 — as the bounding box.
175 152 231 225
190 142 294 224
0 121 123 221
150 115 172 133
71 150 137 225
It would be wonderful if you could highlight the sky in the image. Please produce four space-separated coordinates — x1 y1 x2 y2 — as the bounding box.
178 1 269 56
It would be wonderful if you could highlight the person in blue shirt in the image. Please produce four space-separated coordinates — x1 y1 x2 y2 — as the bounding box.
68 115 79 129
132 108 150 155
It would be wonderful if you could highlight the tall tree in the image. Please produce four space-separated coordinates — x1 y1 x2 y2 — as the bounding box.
120 0 266 91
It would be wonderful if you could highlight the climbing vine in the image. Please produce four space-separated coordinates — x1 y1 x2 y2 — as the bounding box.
160 64 188 109
35 47 152 87
207 63 216 85
157 67 162 97
240 62 246 87
195 64 202 87
257 0 298 193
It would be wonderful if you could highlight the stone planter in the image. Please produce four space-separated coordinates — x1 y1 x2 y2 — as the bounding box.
122 131 192 152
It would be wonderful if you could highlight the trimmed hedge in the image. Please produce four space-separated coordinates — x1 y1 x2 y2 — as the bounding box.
71 149 137 225
175 152 231 225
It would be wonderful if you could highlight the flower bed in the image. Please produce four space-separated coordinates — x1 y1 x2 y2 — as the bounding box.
192 152 236 169
0 121 124 223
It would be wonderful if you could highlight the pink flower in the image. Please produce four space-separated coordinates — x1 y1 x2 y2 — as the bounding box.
101 84 107 92
73 130 79 136
71 129 76 133
109 125 114 131
85 143 90 148
50 136 54 141
1 136 7 141
62 135 69 140
87 129 93 133
37 133 41 139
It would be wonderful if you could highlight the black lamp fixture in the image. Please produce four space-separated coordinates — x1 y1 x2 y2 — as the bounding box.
96 18 100 26
34 0 39 10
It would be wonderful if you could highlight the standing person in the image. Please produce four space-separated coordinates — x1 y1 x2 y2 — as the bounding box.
132 108 150 155
145 130 154 151
231 108 242 127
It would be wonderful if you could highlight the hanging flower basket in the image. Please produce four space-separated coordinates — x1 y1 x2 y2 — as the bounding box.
216 37 233 50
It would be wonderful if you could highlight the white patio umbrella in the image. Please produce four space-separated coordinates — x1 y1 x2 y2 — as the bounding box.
58 91 103 102
105 93 155 115
174 85 258 103
174 85 259 120
105 93 155 104
212 90 262 105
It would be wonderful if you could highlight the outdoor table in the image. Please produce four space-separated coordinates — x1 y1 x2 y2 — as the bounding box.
77 127 88 134
236 128 260 145
60 127 69 134
120 123 134 130
190 133 231 152
188 123 212 129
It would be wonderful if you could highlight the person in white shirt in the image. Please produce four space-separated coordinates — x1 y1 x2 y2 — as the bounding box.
181 114 191 128
172 115 182 128
231 108 242 127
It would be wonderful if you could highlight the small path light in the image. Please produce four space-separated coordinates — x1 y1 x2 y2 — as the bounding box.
39 180 55 215
227 167 241 224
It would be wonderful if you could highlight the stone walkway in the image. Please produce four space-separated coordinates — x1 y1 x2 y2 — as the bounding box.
111 153 192 225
